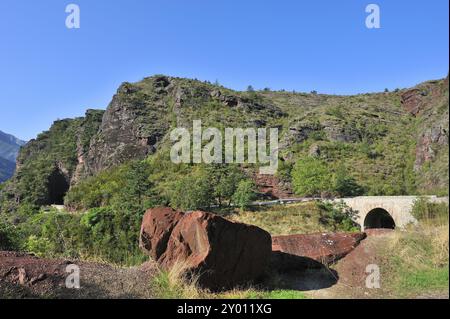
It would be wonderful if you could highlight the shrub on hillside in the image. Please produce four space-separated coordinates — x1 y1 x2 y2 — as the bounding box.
333 165 364 197
65 160 155 211
292 157 333 197
19 207 146 265
0 220 22 251
316 201 359 232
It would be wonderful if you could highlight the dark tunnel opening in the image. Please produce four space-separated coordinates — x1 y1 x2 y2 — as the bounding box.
47 168 70 205
364 208 396 229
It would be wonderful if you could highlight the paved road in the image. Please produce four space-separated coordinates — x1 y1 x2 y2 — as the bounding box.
249 197 324 206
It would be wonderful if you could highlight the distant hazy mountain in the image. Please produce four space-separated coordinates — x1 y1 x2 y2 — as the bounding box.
0 130 26 182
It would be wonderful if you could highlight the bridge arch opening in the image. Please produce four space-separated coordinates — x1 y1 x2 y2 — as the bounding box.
364 208 396 229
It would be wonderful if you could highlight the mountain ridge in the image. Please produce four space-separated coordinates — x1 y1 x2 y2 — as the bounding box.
0 74 448 213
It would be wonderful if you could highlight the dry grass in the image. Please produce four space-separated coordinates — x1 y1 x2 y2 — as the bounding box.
381 221 449 297
150 260 207 299
149 260 308 299
430 225 450 267
230 202 334 235
388 224 449 268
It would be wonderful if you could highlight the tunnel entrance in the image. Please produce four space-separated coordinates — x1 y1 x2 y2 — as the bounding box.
47 168 70 205
364 208 396 229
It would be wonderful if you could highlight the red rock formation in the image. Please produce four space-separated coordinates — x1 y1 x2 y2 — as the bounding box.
139 207 184 261
401 89 424 116
272 232 366 265
139 208 272 290
400 79 446 117
252 173 293 199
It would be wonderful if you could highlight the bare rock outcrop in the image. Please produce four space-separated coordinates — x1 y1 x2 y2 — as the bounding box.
252 172 293 199
139 207 185 261
272 232 367 266
139 208 272 290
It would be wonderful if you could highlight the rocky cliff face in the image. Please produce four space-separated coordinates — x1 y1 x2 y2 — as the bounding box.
0 110 104 210
84 79 172 175
401 77 449 194
1 75 448 211
83 76 285 176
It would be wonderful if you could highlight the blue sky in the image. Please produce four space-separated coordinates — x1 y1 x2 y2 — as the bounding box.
1 0 448 141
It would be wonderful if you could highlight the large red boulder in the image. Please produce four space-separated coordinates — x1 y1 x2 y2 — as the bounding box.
139 207 184 261
139 209 272 290
272 232 366 265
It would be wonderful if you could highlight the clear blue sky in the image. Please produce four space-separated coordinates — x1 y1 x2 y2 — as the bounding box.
1 0 448 141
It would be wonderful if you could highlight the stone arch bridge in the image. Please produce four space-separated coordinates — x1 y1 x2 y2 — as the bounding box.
338 196 449 231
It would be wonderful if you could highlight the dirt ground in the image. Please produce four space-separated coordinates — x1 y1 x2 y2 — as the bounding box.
0 251 156 299
304 230 449 299
1 230 448 299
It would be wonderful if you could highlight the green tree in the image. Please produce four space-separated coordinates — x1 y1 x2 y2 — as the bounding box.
170 169 213 210
232 180 256 210
333 165 364 197
168 164 251 210
115 160 154 210
205 164 244 206
292 157 332 197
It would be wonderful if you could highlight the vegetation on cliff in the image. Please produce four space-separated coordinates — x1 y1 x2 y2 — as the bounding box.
0 75 448 266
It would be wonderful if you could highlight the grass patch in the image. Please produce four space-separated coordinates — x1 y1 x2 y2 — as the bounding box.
150 261 308 299
216 287 308 299
382 223 449 298
411 197 449 226
247 290 307 299
395 266 449 292
230 201 358 235
150 261 206 299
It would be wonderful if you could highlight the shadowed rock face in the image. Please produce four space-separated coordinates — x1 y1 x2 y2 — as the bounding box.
139 208 272 291
84 89 169 175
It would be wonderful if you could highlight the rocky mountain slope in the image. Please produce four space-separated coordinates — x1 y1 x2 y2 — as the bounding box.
0 75 448 212
0 131 26 183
